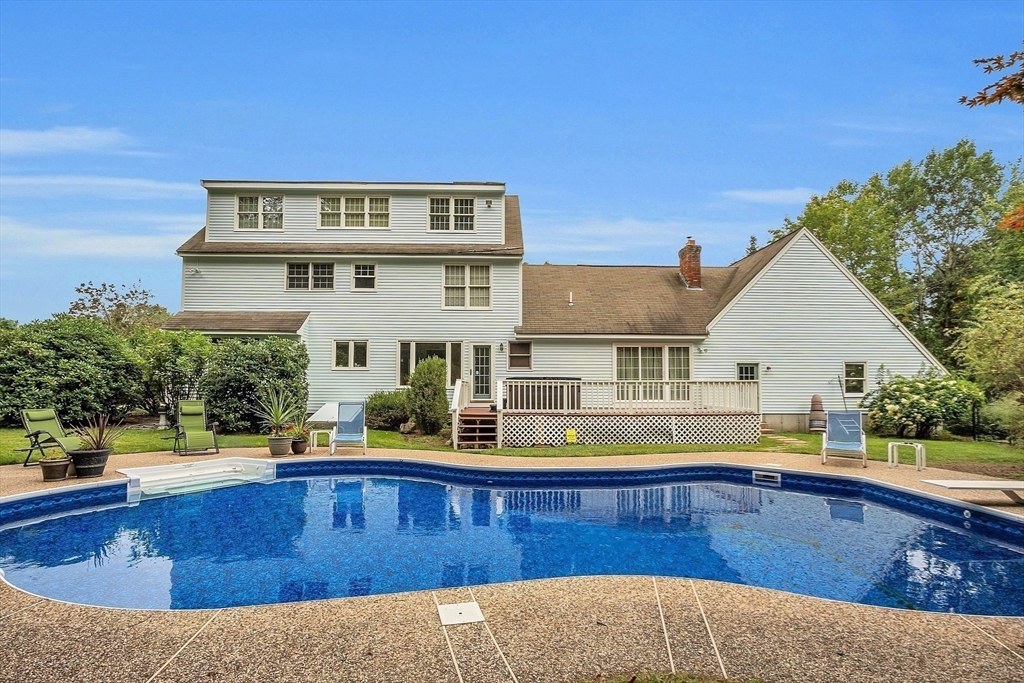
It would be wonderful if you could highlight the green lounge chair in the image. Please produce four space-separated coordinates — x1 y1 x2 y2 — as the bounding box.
172 400 220 456
18 409 84 467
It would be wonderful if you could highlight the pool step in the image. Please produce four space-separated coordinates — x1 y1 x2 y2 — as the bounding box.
458 406 498 449
118 458 275 502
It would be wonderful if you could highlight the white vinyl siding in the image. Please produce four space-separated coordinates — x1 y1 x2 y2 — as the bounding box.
207 192 503 243
182 256 519 409
698 232 938 414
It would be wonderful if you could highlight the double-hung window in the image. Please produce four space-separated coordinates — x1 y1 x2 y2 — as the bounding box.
398 341 462 387
287 262 334 290
334 341 368 370
443 264 490 309
237 195 284 230
319 196 390 228
429 197 475 231
844 362 867 395
615 345 691 401
352 263 376 291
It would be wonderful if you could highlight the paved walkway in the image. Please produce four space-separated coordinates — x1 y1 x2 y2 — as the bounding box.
1 448 1023 682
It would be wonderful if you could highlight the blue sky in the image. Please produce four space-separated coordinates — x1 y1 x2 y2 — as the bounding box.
1 1 1021 322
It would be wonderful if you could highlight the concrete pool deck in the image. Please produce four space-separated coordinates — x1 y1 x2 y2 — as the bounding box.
1 448 1022 682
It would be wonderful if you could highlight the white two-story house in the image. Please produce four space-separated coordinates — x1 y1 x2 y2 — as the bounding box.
165 180 942 448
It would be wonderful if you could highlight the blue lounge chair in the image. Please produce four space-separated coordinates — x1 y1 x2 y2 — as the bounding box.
821 410 867 467
330 402 367 456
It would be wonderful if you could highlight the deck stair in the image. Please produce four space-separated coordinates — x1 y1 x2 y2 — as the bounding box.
458 406 498 449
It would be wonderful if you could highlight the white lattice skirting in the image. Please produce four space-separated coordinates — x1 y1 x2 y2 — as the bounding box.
499 413 762 447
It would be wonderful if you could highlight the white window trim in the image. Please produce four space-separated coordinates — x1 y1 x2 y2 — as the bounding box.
441 263 492 310
235 194 285 231
507 340 533 371
332 340 370 371
427 196 477 232
351 262 378 292
612 344 694 381
736 363 760 381
284 261 336 291
317 195 391 230
396 340 463 388
843 361 868 396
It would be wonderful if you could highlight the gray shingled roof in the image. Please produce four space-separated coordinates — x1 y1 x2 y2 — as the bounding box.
517 229 801 336
176 196 524 257
162 311 310 333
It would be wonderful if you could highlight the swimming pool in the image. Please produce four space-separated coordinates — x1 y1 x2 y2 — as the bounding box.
1 460 1022 615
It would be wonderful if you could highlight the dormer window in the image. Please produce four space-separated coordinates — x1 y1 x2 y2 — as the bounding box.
237 195 283 230
319 196 390 228
429 197 475 231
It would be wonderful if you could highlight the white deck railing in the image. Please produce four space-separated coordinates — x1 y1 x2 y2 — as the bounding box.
450 379 473 448
500 379 759 414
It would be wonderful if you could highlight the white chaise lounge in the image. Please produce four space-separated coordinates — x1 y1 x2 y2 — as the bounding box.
921 480 1024 505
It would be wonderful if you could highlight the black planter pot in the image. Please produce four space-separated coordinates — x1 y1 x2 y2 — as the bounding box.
68 448 113 478
291 439 308 455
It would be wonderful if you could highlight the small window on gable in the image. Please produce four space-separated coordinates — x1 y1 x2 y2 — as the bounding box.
844 362 866 395
238 195 284 230
737 363 759 381
508 341 532 369
334 341 368 369
352 263 376 291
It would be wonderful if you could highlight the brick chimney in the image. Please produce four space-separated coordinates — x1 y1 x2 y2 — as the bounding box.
678 237 702 290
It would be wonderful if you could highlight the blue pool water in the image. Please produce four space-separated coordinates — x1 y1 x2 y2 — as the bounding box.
1 470 1022 614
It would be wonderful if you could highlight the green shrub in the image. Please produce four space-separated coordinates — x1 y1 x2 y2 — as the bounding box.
130 328 213 417
365 389 409 431
861 370 983 439
200 337 309 433
407 357 450 435
982 392 1024 445
0 315 143 427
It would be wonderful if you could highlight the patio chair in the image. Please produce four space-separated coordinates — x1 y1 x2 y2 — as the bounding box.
821 410 867 467
18 409 84 467
171 400 219 456
330 402 367 456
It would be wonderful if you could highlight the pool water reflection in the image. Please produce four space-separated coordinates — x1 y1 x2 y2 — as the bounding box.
1 477 1021 614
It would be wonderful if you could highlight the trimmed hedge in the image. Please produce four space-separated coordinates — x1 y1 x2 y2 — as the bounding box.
0 315 143 427
200 337 309 433
365 389 409 431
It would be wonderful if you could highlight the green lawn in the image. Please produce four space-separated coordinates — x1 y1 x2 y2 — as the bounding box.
3 426 1018 470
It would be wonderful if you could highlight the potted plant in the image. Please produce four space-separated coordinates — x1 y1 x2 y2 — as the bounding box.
39 448 72 482
288 420 310 454
256 386 301 457
68 415 127 478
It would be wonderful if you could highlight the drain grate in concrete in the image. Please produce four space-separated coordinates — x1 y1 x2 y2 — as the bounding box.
437 601 485 625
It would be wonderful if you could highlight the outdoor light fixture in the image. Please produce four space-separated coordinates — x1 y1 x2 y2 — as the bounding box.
498 342 505 352
486 199 493 208
185 267 202 275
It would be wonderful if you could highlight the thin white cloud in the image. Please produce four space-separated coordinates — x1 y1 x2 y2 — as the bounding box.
0 175 201 199
0 126 137 155
524 216 766 262
0 216 191 259
721 187 816 204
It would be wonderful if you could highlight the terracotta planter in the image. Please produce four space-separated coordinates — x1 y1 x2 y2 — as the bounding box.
291 439 308 455
39 458 72 481
268 436 293 457
68 448 113 478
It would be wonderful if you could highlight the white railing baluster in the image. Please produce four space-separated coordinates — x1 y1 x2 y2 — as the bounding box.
499 379 759 414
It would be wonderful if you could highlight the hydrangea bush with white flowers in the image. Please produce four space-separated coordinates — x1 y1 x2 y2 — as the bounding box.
860 369 983 439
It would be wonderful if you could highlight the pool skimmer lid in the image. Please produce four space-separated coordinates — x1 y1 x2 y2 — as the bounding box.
437 601 485 625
